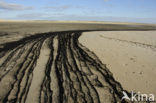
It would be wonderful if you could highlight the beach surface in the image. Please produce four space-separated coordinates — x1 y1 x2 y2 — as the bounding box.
79 31 156 96
0 21 156 103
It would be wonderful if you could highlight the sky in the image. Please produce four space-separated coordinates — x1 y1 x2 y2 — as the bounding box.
0 0 156 23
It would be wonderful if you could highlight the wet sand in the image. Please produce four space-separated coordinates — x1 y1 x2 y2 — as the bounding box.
0 21 156 103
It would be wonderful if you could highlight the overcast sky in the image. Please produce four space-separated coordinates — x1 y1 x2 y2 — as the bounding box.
0 0 156 23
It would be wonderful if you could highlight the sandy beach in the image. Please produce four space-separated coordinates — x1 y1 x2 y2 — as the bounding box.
79 31 156 96
0 21 156 103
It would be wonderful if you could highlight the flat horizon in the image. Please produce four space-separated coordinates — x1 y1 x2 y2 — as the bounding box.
0 0 156 24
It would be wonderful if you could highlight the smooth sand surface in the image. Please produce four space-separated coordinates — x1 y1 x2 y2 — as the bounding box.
79 31 156 96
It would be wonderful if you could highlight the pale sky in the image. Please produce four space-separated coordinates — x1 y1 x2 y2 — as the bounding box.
0 0 156 23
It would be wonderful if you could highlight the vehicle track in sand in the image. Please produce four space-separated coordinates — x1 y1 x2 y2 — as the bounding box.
0 31 133 103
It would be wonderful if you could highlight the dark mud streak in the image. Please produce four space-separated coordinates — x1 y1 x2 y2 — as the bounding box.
68 34 89 103
71 33 101 102
39 37 54 103
4 42 36 103
16 40 44 103
74 35 130 102
11 39 44 103
61 34 76 102
0 38 43 82
55 35 65 103
69 33 100 103
0 31 134 103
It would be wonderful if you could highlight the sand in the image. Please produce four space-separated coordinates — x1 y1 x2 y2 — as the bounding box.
79 31 156 96
0 21 156 103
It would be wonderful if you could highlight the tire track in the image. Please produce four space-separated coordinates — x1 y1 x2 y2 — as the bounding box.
0 31 133 103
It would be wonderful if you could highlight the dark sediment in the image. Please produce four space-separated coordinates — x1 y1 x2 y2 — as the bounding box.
0 31 131 103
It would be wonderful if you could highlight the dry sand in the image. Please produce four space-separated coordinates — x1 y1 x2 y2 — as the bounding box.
79 31 156 96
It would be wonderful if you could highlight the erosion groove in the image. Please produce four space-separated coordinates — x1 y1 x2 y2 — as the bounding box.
0 31 130 103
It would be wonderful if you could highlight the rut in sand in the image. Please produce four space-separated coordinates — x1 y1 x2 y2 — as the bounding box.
0 31 130 103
